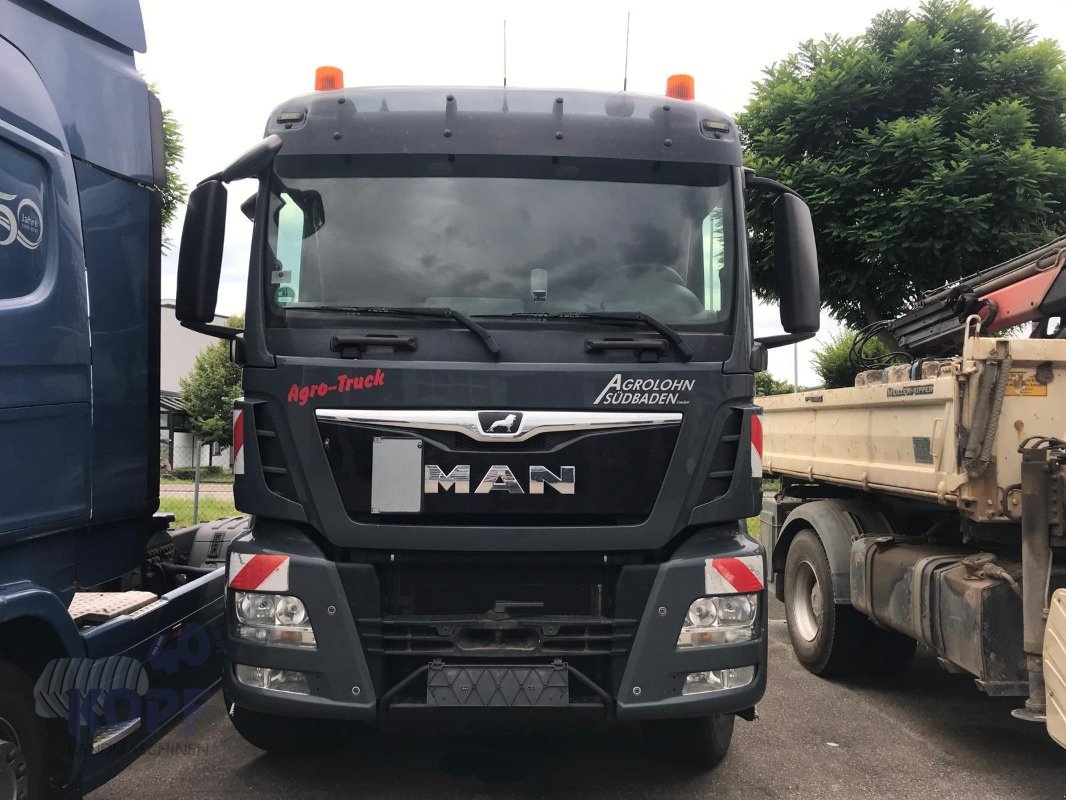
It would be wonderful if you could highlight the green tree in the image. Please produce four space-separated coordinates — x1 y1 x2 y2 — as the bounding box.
755 371 795 396
737 0 1066 333
811 329 892 389
147 83 187 240
179 316 244 447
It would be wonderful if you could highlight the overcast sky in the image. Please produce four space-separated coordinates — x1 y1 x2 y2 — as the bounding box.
138 0 1066 386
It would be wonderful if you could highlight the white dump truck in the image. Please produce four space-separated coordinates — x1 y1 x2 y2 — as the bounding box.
760 235 1066 747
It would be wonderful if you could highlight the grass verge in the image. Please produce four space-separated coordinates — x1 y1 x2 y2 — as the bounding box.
158 497 239 527
745 516 760 539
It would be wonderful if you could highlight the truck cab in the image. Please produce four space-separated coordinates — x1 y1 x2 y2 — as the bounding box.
176 71 820 766
0 3 227 797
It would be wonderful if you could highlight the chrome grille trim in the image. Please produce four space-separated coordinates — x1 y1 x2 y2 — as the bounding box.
314 409 682 443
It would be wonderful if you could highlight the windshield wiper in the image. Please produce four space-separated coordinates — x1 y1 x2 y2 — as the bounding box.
484 310 693 362
314 306 501 359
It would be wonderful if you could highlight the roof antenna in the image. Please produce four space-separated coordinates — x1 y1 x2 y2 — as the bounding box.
622 11 631 92
503 19 508 88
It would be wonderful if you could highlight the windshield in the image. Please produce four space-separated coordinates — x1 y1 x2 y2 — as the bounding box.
265 155 735 328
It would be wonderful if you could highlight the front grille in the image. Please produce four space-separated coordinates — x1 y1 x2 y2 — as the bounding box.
357 616 638 659
319 419 680 526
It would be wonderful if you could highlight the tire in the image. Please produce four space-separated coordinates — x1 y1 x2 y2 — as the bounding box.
783 530 872 676
227 701 349 756
0 662 49 800
641 714 734 770
865 627 917 675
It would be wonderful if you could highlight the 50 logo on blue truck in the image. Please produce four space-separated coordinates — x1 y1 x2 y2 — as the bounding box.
0 190 43 250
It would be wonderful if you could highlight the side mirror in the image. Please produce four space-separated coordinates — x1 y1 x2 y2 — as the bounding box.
773 192 820 337
176 180 227 324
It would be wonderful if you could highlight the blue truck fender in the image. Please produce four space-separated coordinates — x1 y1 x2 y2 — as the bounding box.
0 582 85 661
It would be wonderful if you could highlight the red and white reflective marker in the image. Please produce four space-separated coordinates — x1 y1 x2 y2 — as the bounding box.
232 409 245 475
229 553 289 592
750 412 763 479
705 556 764 595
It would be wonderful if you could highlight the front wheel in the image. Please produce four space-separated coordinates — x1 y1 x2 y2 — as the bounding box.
641 714 734 770
0 662 49 800
783 530 872 676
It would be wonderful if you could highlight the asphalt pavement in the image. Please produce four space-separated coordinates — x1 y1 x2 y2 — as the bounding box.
90 599 1066 800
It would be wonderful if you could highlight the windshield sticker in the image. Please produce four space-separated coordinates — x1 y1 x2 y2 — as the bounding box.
594 374 694 406
288 369 386 406
275 285 296 306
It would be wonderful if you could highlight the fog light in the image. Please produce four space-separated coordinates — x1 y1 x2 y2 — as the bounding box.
682 666 755 695
677 593 758 648
235 664 310 695
233 591 317 647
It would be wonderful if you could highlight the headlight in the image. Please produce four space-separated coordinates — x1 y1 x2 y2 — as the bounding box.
237 592 277 624
233 591 317 648
275 596 308 626
676 593 758 648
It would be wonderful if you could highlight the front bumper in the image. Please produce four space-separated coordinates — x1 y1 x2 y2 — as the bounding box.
222 521 767 723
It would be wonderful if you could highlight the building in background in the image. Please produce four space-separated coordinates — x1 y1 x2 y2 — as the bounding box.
159 301 233 470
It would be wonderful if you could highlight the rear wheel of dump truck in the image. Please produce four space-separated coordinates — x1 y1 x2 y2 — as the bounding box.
784 530 871 676
641 714 734 770
0 662 47 800
227 701 350 756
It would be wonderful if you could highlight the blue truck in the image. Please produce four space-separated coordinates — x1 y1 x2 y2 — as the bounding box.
0 2 227 798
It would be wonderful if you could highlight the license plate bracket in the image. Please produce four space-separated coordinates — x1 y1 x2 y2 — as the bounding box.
370 437 423 513
426 661 569 707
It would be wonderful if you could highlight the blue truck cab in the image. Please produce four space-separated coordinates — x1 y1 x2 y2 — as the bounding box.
0 2 226 797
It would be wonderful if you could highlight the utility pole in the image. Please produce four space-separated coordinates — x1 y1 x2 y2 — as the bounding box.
793 342 799 390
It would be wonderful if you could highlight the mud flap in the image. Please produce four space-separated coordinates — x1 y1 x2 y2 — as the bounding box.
1046 589 1066 749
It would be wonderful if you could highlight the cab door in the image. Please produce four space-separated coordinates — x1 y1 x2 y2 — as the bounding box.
0 35 91 558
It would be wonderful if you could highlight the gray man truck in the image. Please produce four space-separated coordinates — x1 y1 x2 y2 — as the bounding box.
173 69 821 767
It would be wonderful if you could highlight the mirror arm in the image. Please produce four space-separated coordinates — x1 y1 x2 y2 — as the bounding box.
744 174 805 200
755 331 816 348
180 320 242 341
197 134 284 187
